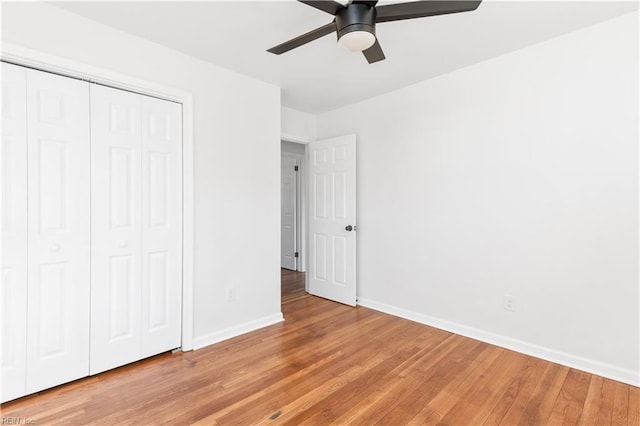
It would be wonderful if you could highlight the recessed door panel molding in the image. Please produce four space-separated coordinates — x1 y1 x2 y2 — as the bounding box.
2 271 20 376
314 148 327 166
333 236 348 286
308 135 357 306
314 173 328 219
109 147 135 229
334 145 347 162
148 152 169 227
147 251 169 330
334 171 347 220
109 103 136 135
147 110 172 142
37 89 67 125
25 68 90 394
38 139 68 231
90 84 142 375
140 96 182 358
108 255 135 341
1 62 28 403
314 233 328 281
36 262 67 359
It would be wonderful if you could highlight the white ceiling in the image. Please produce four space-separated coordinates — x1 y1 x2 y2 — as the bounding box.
53 1 638 114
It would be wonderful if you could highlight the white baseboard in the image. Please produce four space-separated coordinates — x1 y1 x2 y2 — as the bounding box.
192 313 284 350
357 297 639 387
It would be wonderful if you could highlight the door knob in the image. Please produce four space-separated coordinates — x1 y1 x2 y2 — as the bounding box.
345 225 353 232
50 243 61 252
119 240 128 248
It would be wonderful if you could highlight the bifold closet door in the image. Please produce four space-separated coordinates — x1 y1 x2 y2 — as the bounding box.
1 62 28 402
25 68 91 394
140 95 182 359
90 84 182 375
90 85 143 374
1 64 182 399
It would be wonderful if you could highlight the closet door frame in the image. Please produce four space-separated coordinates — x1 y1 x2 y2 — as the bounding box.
1 43 195 351
1 62 29 403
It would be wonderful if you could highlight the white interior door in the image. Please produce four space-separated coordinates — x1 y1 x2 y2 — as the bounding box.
25 68 91 393
281 155 297 270
1 62 28 402
90 84 143 374
307 135 356 306
90 85 182 373
140 95 182 358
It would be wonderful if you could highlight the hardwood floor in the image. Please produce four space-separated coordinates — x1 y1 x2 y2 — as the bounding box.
281 268 305 297
2 270 637 425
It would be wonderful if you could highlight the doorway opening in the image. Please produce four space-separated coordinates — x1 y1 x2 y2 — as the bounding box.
281 269 305 303
280 134 357 306
281 140 306 272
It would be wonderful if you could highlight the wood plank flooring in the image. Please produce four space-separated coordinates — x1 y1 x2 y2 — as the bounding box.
281 267 305 297
2 269 637 425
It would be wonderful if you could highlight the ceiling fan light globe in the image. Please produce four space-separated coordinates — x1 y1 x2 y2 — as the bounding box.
338 30 376 52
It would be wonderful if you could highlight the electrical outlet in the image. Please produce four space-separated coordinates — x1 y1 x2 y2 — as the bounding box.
503 295 517 312
226 287 237 302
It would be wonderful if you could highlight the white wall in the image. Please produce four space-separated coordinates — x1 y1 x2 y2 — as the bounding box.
281 106 316 143
281 140 306 155
317 12 639 385
1 2 282 348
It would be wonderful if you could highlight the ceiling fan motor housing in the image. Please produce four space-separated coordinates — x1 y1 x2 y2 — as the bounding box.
335 3 377 40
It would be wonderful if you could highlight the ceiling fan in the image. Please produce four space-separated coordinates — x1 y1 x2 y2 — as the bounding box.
267 1 482 64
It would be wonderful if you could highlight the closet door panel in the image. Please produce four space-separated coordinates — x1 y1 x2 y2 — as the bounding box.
1 63 28 402
140 97 182 357
90 84 142 375
25 69 90 394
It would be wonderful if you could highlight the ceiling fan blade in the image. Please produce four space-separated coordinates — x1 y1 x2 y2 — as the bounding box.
267 22 336 55
362 39 385 64
376 0 482 23
351 0 379 6
298 0 346 15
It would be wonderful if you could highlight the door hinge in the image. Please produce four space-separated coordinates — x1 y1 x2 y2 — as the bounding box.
294 252 299 258
294 165 299 171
